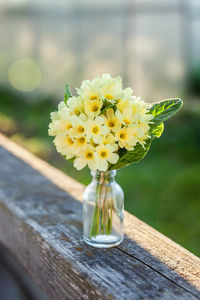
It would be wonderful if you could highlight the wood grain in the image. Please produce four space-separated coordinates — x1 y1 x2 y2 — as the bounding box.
0 133 199 299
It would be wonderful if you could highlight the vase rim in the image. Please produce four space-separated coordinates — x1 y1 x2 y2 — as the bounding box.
91 170 117 176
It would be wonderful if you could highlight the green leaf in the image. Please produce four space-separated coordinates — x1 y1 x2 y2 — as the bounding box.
100 103 116 115
149 98 183 123
64 84 72 104
68 157 75 162
109 138 153 170
150 122 164 138
62 155 75 163
100 99 116 115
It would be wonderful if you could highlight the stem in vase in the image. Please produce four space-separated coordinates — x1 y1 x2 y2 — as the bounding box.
89 173 113 238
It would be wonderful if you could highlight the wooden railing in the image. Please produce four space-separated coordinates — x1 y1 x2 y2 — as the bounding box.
0 133 199 300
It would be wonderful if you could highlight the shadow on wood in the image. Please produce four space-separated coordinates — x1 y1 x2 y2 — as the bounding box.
0 244 48 300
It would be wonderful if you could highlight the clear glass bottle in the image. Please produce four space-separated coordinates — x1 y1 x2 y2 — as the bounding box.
83 170 124 248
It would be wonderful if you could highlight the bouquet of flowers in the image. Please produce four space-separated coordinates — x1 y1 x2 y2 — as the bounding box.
49 74 182 247
49 74 182 171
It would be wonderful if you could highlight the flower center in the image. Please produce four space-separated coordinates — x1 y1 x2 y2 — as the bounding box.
92 105 99 112
90 95 97 100
78 137 85 144
124 119 130 125
66 124 72 130
75 108 79 115
86 152 93 159
106 94 113 100
108 121 115 128
92 126 99 134
120 133 126 139
78 126 85 133
100 150 108 158
64 137 74 145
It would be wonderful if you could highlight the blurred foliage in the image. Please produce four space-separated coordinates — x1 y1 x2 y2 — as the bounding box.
0 88 200 256
188 65 200 97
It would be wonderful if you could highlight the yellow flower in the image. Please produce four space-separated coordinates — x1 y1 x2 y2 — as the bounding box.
102 133 115 144
79 85 102 102
116 99 130 113
85 99 103 118
86 116 109 143
74 145 97 171
115 127 138 150
50 111 60 122
137 121 150 137
95 144 119 171
135 121 151 148
116 100 152 125
102 134 118 153
70 115 87 138
100 74 123 102
48 122 57 136
54 134 75 159
77 78 103 104
103 108 122 133
58 101 69 113
57 120 72 135
67 96 84 115
116 97 140 113
115 106 136 125
73 135 88 154
48 113 72 137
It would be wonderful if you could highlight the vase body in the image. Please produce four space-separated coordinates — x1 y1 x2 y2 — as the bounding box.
83 170 124 248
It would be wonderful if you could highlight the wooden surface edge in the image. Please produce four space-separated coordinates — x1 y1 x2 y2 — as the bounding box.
0 133 84 201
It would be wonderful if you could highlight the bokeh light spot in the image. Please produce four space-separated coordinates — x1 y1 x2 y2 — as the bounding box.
8 58 41 92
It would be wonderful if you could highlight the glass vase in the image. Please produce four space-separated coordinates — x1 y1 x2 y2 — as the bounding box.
83 170 124 248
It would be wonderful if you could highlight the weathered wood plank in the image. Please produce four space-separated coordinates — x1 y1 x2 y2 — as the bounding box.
0 133 200 300
119 213 200 297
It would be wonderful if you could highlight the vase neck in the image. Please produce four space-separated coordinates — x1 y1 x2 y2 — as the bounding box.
91 170 116 183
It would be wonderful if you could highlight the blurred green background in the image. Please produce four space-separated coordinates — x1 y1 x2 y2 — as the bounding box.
0 0 200 256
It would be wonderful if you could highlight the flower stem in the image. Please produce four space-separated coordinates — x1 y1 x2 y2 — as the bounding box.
89 173 114 239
